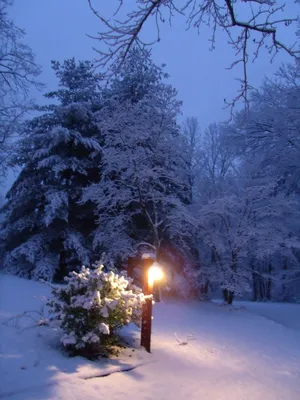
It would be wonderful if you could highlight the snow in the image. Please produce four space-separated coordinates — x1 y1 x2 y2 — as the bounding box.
236 300 300 331
1 274 300 399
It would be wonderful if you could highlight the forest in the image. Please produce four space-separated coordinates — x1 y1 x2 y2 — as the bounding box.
0 0 300 304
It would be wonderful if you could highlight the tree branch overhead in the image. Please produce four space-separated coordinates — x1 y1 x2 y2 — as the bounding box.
88 0 299 108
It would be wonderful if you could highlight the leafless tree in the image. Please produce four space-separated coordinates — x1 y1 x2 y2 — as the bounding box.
88 0 299 108
0 0 42 181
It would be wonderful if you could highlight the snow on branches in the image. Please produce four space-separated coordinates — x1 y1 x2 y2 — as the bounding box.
83 49 190 260
0 59 103 281
48 262 147 358
193 179 300 300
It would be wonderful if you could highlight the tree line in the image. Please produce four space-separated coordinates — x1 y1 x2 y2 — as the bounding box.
0 0 299 304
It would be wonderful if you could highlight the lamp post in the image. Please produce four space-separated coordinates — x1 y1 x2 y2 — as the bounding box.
140 255 163 353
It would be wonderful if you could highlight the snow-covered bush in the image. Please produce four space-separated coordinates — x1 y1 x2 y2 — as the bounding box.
48 263 146 358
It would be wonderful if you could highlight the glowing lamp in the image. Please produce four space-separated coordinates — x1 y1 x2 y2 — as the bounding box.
148 262 164 286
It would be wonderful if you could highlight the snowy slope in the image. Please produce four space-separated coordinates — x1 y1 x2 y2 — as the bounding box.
1 274 300 400
236 300 300 331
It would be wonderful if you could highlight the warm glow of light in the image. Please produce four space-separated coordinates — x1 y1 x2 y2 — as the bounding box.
148 262 164 286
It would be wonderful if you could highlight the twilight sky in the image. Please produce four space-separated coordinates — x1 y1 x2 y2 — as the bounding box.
3 0 299 193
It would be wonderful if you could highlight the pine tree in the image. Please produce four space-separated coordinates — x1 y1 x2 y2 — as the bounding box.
83 49 191 263
0 59 103 281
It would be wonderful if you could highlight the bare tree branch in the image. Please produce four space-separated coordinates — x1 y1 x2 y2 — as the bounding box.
0 0 43 182
88 0 299 109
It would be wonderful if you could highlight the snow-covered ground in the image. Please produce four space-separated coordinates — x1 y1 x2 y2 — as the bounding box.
1 274 300 400
236 300 300 331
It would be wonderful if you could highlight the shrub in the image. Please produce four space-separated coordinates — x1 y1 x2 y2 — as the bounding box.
47 262 146 358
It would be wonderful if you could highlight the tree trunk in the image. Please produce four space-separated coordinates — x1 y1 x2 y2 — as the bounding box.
203 280 209 295
223 289 234 304
259 276 264 300
227 291 234 305
252 272 258 301
266 262 272 300
227 250 237 305
223 289 228 303
53 248 67 283
251 258 258 301
282 258 288 301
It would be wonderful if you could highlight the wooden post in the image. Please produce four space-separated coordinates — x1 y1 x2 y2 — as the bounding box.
140 257 153 353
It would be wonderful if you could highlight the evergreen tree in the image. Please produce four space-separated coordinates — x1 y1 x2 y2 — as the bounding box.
83 49 191 263
0 59 103 281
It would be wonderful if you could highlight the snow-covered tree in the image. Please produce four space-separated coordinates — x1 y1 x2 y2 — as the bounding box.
233 60 300 193
224 60 300 301
192 178 300 303
181 117 201 203
197 122 237 201
0 0 42 181
83 49 191 264
175 119 238 298
181 62 300 302
0 59 102 281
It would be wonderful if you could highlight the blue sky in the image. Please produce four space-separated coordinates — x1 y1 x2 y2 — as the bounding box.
3 0 299 193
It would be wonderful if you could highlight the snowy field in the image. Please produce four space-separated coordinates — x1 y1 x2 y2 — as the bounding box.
1 274 300 400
